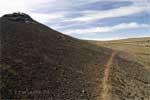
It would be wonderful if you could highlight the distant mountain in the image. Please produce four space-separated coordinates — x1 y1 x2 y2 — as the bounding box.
0 13 150 100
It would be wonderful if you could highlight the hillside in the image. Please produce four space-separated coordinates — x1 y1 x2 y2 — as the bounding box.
0 13 112 99
92 37 150 67
0 13 150 100
89 38 150 100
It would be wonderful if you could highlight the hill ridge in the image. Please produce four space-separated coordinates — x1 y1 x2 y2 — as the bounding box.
1 13 150 100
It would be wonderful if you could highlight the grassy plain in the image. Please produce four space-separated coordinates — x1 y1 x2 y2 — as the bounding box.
91 37 150 67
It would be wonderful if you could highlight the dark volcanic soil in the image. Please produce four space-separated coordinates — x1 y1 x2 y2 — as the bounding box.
0 13 150 100
0 13 112 99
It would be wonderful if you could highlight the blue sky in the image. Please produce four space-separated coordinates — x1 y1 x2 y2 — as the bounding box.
0 0 150 40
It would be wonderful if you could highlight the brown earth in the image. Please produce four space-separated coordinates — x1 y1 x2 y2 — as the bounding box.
97 51 116 100
0 13 150 100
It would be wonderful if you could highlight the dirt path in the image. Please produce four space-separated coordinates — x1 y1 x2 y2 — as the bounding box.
99 51 116 100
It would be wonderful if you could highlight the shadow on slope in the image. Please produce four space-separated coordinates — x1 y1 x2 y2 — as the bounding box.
0 13 112 99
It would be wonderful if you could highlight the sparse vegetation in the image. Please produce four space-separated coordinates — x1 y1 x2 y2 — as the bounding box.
1 13 150 100
91 37 150 68
1 13 112 99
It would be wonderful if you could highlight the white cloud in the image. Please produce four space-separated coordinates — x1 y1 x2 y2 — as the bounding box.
0 0 149 24
80 37 126 41
0 0 150 40
66 5 150 22
0 0 66 23
63 22 150 34
80 35 150 41
0 0 50 13
28 12 66 23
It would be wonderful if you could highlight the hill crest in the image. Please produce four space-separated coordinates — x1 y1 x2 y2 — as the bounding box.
1 13 150 100
1 12 34 23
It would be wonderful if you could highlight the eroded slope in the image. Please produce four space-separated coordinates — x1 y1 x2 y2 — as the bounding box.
1 13 150 100
0 13 112 99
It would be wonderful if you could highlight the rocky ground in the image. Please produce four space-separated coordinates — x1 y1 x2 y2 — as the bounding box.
0 13 150 100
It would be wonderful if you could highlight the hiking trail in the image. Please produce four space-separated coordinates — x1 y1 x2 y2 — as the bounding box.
99 51 117 100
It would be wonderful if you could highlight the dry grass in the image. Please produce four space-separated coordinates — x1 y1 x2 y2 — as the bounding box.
90 37 150 68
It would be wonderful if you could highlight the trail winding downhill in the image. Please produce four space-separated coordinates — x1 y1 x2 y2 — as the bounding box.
99 51 117 100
